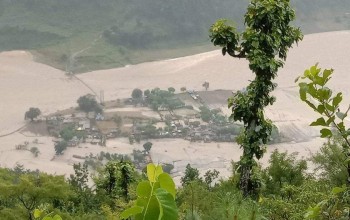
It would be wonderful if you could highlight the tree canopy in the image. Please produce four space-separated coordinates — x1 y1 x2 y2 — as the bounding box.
77 94 101 113
25 107 41 121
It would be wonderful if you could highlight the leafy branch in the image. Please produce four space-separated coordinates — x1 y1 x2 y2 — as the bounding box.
296 64 350 185
121 164 178 220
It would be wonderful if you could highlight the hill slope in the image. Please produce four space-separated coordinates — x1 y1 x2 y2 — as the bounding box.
0 0 349 72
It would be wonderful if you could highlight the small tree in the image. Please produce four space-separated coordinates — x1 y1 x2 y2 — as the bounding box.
144 89 151 97
181 164 202 186
114 115 123 128
25 108 41 121
180 87 187 92
77 94 101 113
60 125 76 141
168 87 175 93
131 88 143 99
54 140 68 155
143 142 153 153
204 169 220 189
30 147 40 157
202 81 209 91
262 150 307 195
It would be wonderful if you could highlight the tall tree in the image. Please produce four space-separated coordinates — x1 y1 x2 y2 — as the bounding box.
209 0 302 197
25 107 41 121
77 94 101 113
118 160 135 201
131 88 143 100
143 142 153 153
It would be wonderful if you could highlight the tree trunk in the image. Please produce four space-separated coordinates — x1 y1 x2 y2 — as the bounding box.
347 161 350 186
240 159 252 197
28 210 33 220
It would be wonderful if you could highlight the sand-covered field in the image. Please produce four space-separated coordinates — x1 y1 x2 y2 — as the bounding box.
1 31 350 179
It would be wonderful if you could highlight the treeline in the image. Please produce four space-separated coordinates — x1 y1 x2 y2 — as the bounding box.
1 0 349 50
0 26 63 51
0 140 348 219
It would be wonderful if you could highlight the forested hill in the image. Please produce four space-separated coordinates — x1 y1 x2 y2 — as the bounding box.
0 0 349 72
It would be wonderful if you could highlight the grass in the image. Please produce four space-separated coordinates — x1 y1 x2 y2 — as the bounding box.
0 0 349 73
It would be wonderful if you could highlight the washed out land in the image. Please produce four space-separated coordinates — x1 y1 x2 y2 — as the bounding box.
1 31 350 184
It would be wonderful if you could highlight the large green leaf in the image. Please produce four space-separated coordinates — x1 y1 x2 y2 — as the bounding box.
158 173 176 198
137 181 152 197
52 215 62 220
310 117 327 126
155 188 178 220
332 92 343 107
317 88 332 101
331 186 346 195
320 128 332 138
299 82 307 101
143 195 161 220
34 209 42 218
316 105 325 114
310 65 318 76
305 100 316 111
322 69 333 81
121 206 143 219
147 164 163 183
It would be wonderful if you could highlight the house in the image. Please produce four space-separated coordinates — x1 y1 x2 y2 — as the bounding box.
78 119 91 131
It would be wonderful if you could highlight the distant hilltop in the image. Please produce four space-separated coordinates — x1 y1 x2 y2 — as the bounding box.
0 0 349 72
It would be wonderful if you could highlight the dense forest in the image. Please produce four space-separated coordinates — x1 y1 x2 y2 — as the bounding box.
0 0 349 72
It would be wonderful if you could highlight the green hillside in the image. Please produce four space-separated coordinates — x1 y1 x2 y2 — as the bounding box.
0 0 349 72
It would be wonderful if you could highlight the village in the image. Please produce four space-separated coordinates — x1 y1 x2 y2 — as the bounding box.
38 87 248 148
16 84 285 176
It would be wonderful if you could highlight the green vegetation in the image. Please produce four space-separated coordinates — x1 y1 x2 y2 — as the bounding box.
54 140 68 155
146 88 184 111
2 0 350 219
30 147 40 157
0 1 348 72
25 107 41 121
121 164 178 220
59 124 84 141
77 94 102 113
131 89 143 100
210 0 302 197
296 65 350 218
143 142 153 153
296 65 350 185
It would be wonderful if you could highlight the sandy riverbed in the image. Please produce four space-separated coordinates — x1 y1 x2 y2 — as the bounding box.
1 31 350 180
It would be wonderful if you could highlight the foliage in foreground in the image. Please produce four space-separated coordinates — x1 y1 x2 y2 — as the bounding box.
296 65 350 219
121 164 178 220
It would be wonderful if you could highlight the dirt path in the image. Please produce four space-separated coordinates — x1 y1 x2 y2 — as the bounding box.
0 125 26 138
67 34 103 96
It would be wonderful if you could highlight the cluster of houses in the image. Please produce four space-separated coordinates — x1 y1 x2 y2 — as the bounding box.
42 90 239 147
131 116 238 143
46 111 115 147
